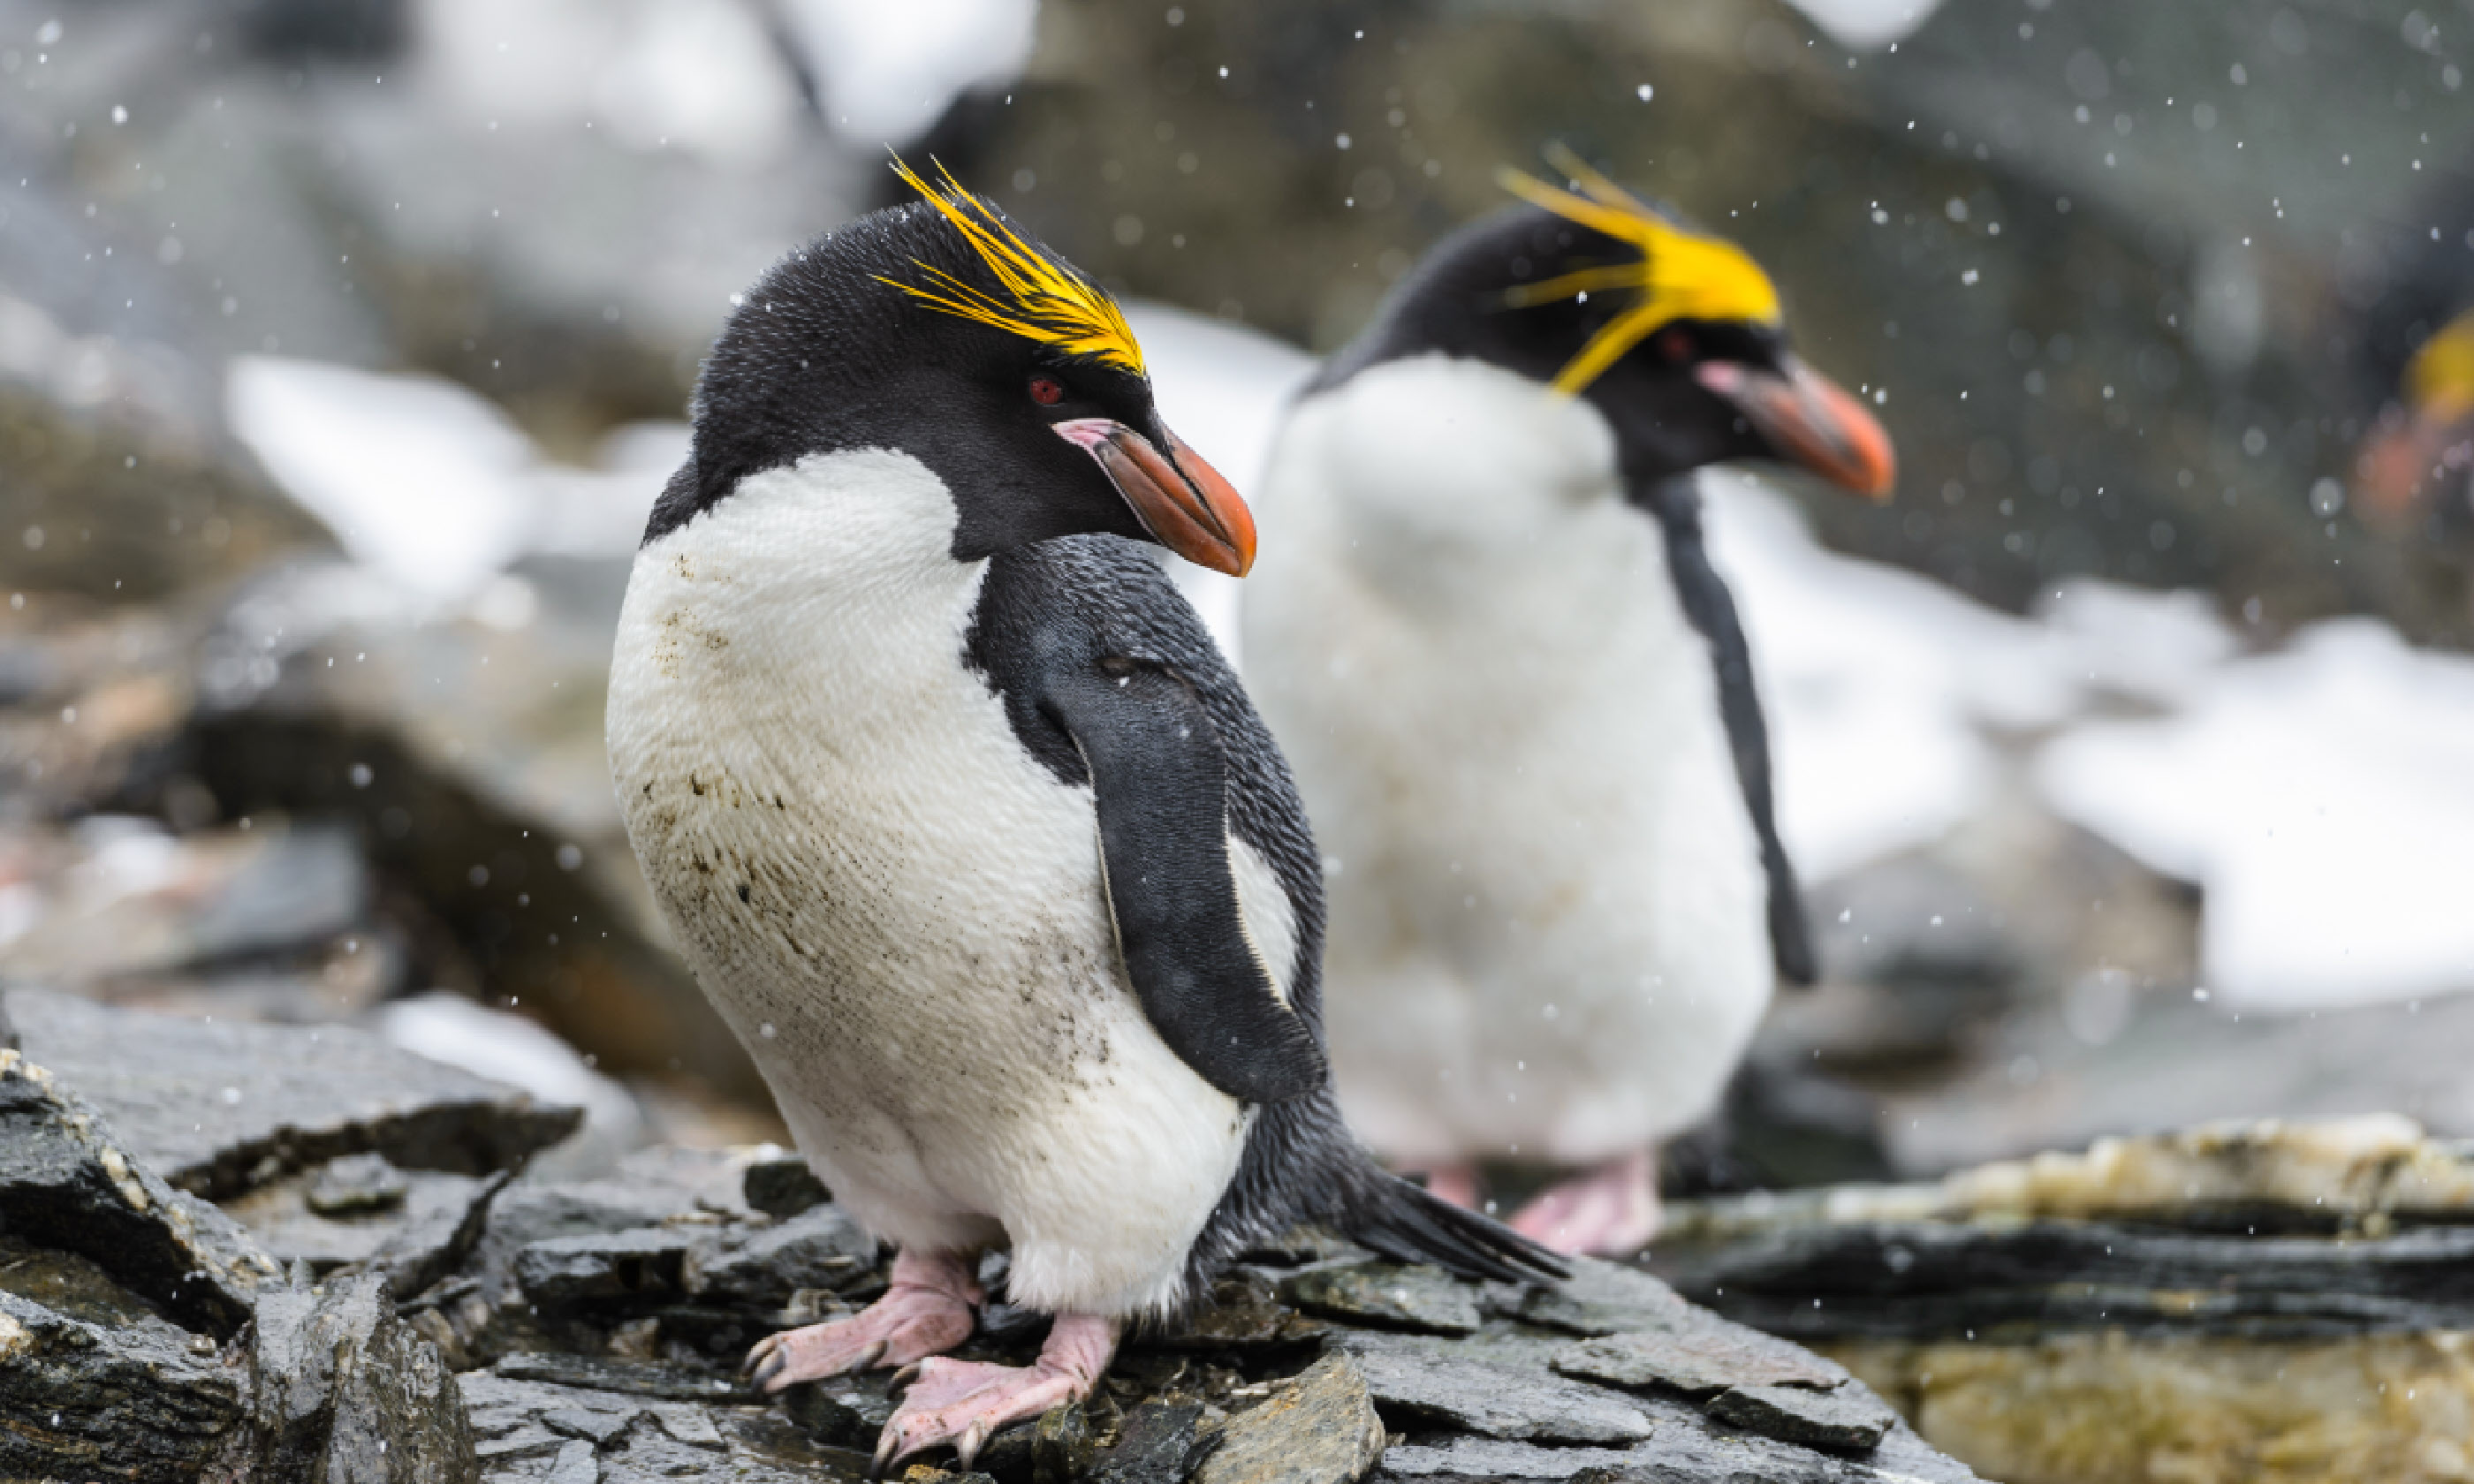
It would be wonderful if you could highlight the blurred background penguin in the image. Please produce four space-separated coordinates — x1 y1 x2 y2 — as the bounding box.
1243 154 1892 1254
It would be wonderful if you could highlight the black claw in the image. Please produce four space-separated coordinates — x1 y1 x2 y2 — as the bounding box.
869 1427 901 1480
752 1352 784 1390
887 1360 922 1394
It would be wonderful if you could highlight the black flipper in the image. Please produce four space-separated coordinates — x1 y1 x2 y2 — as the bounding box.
966 537 1564 1299
1030 639 1328 1105
1635 475 1818 986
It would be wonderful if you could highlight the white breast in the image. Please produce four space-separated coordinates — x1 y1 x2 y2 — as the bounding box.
604 449 1260 1317
1242 356 1772 1166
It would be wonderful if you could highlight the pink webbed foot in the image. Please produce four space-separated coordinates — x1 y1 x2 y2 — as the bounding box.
748 1248 982 1393
871 1312 1119 1477
1508 1148 1662 1257
1408 1162 1482 1211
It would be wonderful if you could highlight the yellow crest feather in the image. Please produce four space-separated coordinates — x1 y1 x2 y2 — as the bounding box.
1499 145 1782 396
2408 308 2474 420
877 156 1147 377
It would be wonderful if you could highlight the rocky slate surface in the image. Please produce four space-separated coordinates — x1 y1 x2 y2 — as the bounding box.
0 995 1980 1483
5 986 581 1200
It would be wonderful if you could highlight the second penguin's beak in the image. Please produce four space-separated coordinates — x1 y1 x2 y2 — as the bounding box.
1696 357 1897 500
1053 419 1258 576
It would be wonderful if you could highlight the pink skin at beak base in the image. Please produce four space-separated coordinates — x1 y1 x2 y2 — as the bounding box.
1696 358 1897 500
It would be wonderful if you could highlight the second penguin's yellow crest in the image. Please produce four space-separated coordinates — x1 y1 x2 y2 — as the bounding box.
1499 145 1782 395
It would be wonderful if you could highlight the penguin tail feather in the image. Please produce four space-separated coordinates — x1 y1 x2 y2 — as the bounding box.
1346 1169 1570 1287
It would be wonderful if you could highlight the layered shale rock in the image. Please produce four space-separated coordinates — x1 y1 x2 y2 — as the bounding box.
1659 1117 2474 1484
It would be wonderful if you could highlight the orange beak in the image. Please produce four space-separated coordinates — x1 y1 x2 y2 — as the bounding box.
2355 401 2474 529
1696 356 1896 500
1054 419 1257 576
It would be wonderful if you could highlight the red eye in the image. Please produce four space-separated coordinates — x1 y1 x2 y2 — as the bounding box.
1658 329 1696 363
1028 375 1066 406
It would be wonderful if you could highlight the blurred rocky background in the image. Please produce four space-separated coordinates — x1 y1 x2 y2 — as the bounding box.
7 1 2474 1480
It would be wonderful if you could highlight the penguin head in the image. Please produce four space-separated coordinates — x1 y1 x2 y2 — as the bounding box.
663 161 1254 574
1320 149 1893 501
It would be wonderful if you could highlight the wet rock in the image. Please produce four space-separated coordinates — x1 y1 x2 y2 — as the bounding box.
0 823 371 991
309 1150 413 1215
474 1423 571 1472
440 1176 714 1361
1881 987 2474 1179
649 1403 727 1450
1665 1216 2474 1341
684 1202 879 1306
1808 854 2030 1002
1704 1383 1896 1451
1835 1329 2474 1484
514 1226 695 1310
177 557 763 1110
611 1144 763 1215
780 1372 898 1450
461 1372 649 1464
5 988 581 1199
251 1268 478 1482
1280 1262 1480 1336
1375 1412 1973 1484
0 1048 278 1338
493 1351 751 1403
975 1417 1039 1480
224 1160 505 1297
0 1258 251 1482
1658 1118 2474 1342
1089 1398 1221 1484
543 1438 597 1483
1034 1401 1098 1484
542 1405 639 1446
1514 1258 1694 1338
1935 1115 2474 1228
1152 1275 1328 1352
1334 1331 1653 1446
474 1178 705 1293
1377 1437 1639 1480
1553 1326 1847 1399
1194 1353 1386 1484
0 300 329 606
743 1152 831 1217
1654 1119 2474 1480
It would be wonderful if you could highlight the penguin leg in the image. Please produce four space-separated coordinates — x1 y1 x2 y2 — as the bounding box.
748 1247 982 1392
1506 1148 1662 1256
871 1312 1119 1477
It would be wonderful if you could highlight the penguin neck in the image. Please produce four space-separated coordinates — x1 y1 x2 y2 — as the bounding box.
684 447 984 595
1286 353 1688 634
630 448 992 731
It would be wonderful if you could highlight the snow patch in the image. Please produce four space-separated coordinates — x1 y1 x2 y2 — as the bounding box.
2038 619 2474 1010
379 991 645 1141
1700 473 2071 882
776 0 1036 145
226 357 679 602
1781 0 1950 49
227 357 540 602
